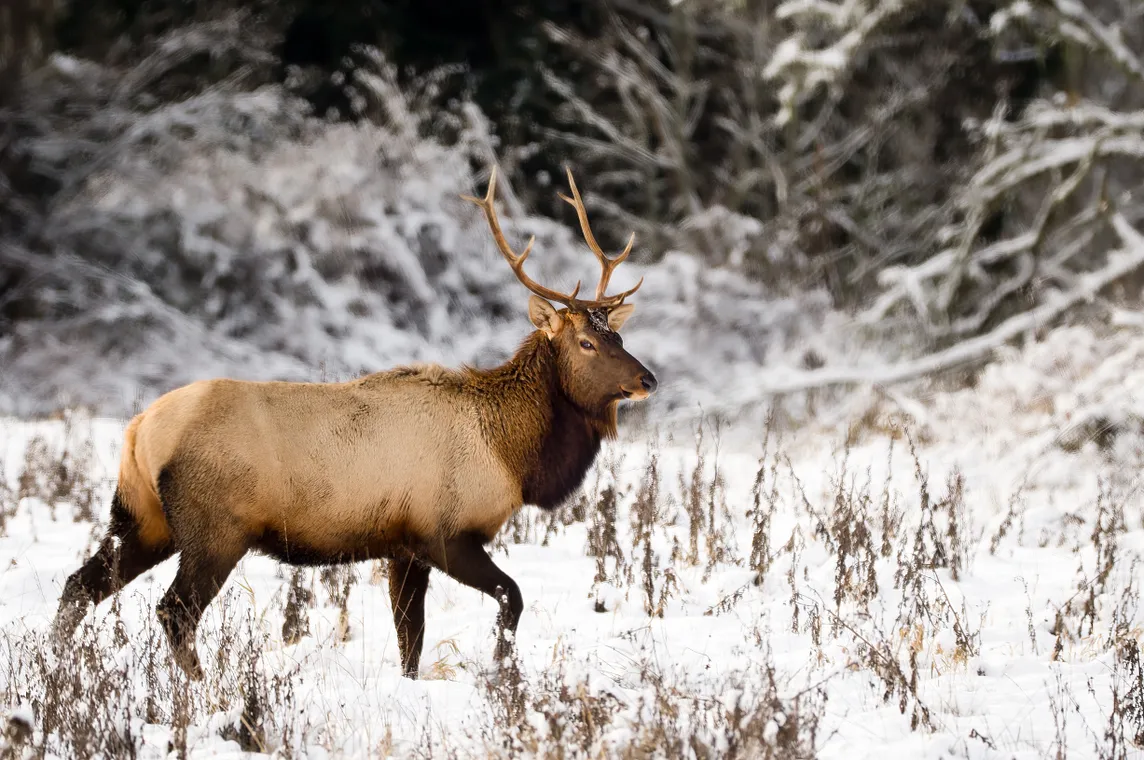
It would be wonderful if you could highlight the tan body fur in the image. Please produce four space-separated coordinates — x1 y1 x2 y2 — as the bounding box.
122 367 523 557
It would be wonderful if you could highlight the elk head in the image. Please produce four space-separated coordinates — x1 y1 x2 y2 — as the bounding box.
464 167 657 413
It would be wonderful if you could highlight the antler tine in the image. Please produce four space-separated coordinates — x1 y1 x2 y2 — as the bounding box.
558 167 638 300
462 167 583 307
607 274 644 305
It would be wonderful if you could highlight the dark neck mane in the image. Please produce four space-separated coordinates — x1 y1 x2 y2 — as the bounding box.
467 332 616 510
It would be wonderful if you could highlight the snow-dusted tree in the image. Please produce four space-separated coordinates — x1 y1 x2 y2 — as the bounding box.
854 0 1144 336
746 0 1144 392
540 0 1054 304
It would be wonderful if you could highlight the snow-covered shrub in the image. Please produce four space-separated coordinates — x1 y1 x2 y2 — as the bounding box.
0 38 837 421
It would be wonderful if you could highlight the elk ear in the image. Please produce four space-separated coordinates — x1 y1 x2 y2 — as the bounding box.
529 295 564 338
607 303 636 331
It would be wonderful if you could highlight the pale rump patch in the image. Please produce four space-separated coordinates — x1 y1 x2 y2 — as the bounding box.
119 414 170 547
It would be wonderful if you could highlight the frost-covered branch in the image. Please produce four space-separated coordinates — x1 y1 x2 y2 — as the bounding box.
869 110 1144 336
853 0 1144 343
1049 0 1144 83
752 212 1144 396
863 114 1128 335
765 0 916 126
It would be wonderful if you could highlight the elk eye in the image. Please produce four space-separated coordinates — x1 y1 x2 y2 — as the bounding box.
580 340 595 351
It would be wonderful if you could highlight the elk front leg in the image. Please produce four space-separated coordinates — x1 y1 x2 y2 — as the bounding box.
427 532 522 663
388 557 430 678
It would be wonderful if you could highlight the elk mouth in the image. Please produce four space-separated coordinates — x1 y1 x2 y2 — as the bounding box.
619 387 650 401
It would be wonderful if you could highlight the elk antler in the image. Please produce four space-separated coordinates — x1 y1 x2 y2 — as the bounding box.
463 166 642 310
559 167 642 303
462 167 584 308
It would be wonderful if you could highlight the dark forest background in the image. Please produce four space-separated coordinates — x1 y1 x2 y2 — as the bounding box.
2 0 1143 415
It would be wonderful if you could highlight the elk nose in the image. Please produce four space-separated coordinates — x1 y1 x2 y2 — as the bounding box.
640 373 658 394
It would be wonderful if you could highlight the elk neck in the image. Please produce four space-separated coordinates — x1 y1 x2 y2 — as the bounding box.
468 331 617 510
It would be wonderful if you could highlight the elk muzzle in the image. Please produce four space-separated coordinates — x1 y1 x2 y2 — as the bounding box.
620 368 657 401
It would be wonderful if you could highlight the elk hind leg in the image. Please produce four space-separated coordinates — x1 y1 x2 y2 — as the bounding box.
388 557 431 678
154 461 250 680
54 492 174 643
156 541 244 681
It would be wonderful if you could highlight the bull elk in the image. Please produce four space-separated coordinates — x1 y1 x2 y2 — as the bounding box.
52 167 657 680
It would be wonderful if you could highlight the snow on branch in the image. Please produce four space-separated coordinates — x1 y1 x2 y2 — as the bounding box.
1049 0 1144 84
748 211 1144 397
861 108 1141 334
765 0 913 125
860 92 1144 336
842 0 1144 344
992 0 1144 84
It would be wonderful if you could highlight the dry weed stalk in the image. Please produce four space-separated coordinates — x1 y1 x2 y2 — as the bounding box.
748 444 779 584
630 450 678 617
681 419 708 567
319 564 357 643
14 414 99 524
281 568 314 646
587 448 627 607
820 448 881 623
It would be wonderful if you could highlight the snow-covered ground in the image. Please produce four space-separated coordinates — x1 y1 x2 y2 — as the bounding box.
1 322 1142 758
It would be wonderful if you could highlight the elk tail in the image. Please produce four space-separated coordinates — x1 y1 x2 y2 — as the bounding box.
116 414 171 547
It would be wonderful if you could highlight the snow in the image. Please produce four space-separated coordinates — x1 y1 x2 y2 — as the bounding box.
1 319 1141 758
990 1 1035 33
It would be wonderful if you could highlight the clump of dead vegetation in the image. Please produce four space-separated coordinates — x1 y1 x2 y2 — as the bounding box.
751 431 980 733
281 568 314 646
1049 479 1134 663
0 412 103 543
14 412 100 524
0 587 310 758
0 477 12 538
477 643 823 759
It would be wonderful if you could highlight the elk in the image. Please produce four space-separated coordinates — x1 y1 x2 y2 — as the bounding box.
52 167 657 680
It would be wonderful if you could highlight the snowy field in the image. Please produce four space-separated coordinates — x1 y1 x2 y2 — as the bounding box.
1 324 1142 759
